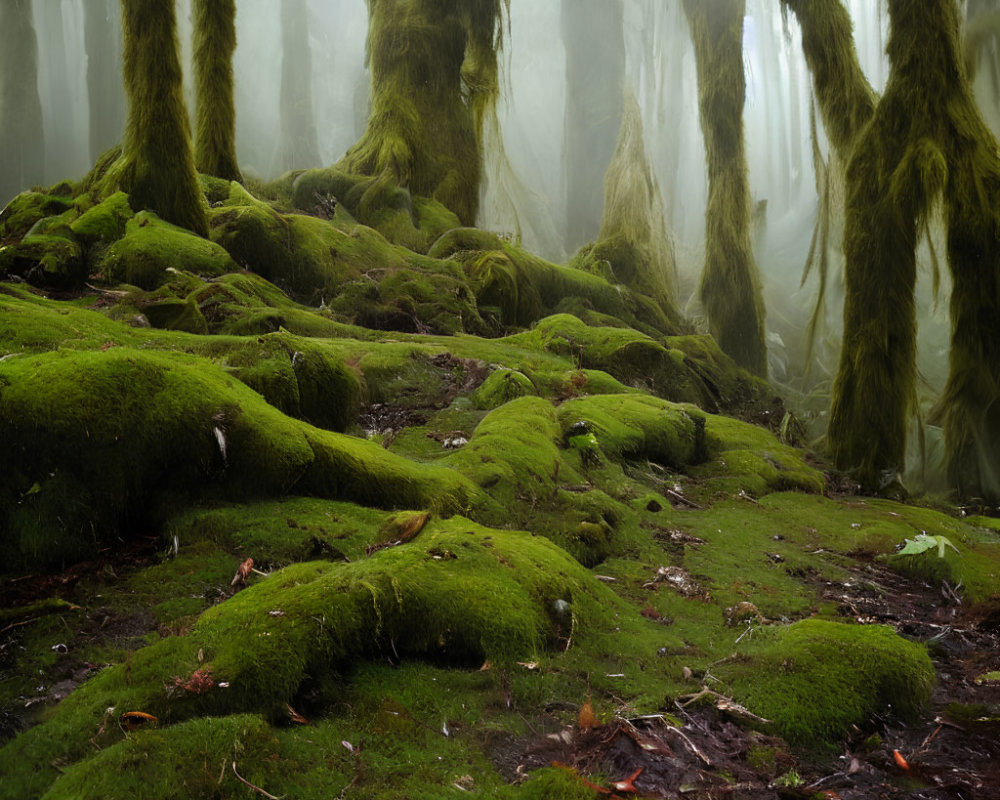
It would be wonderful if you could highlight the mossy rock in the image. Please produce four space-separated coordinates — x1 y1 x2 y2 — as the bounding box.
0 233 86 288
556 394 707 469
99 211 237 290
721 619 935 746
0 348 480 570
69 191 134 245
142 297 209 334
0 191 75 244
471 368 536 409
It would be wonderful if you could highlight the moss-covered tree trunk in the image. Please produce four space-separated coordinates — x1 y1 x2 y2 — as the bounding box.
85 0 125 162
338 0 507 226
192 0 241 182
0 0 44 205
561 0 625 252
780 0 875 155
682 0 767 377
105 0 207 237
821 0 1000 499
275 0 322 172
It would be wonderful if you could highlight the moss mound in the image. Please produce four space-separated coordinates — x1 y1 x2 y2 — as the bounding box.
99 211 236 289
0 347 479 570
0 520 666 797
722 619 935 746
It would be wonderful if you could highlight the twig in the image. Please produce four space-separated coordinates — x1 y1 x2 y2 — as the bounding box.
232 762 283 800
663 487 702 509
662 724 712 766
0 617 39 637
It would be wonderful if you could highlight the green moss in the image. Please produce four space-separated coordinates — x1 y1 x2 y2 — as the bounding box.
69 190 134 244
721 619 934 746
556 394 707 469
142 297 209 334
192 0 242 182
99 211 236 289
471 368 536 409
519 766 600 800
167 497 391 566
0 192 75 244
100 0 208 237
0 347 480 570
0 232 86 288
0 519 672 796
40 714 278 800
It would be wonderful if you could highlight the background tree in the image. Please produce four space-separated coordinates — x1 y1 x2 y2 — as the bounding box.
275 0 322 172
561 0 625 252
85 0 126 162
682 0 767 377
0 0 45 205
102 0 207 237
338 0 509 226
192 0 242 181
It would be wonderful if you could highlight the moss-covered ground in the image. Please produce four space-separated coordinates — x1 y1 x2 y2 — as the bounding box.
2 178 999 798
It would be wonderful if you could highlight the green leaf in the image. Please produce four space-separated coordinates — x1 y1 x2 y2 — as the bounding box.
897 532 960 559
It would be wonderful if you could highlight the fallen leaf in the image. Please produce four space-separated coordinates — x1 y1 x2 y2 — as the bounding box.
612 767 643 793
231 557 254 587
286 704 309 725
120 711 158 730
893 749 910 771
578 701 598 730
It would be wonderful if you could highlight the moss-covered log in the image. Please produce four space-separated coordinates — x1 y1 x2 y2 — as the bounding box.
338 0 508 226
192 0 242 182
100 0 208 237
682 0 768 377
0 0 44 205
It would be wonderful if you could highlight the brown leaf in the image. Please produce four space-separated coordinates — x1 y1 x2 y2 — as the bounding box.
286 704 309 725
578 701 598 730
120 711 158 730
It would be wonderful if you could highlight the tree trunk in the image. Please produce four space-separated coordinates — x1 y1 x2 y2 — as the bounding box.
0 0 45 205
682 0 768 377
192 0 241 181
338 0 507 226
561 0 625 252
85 0 126 162
105 0 207 237
821 0 1000 500
275 0 321 173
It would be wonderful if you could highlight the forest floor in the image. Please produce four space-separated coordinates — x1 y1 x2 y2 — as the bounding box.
2 176 999 799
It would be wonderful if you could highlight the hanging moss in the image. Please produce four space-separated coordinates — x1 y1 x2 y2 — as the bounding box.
192 0 242 182
682 0 768 377
336 0 508 226
99 0 208 237
573 93 682 334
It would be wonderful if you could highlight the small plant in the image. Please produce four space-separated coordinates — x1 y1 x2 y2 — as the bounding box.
896 532 960 559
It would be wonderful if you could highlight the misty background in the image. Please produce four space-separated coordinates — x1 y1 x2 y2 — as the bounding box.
4 0 1000 489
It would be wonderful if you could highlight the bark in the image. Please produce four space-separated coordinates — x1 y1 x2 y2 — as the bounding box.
192 0 242 181
682 0 768 377
104 0 208 236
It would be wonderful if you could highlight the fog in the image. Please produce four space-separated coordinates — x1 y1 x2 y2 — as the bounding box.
3 0 997 489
